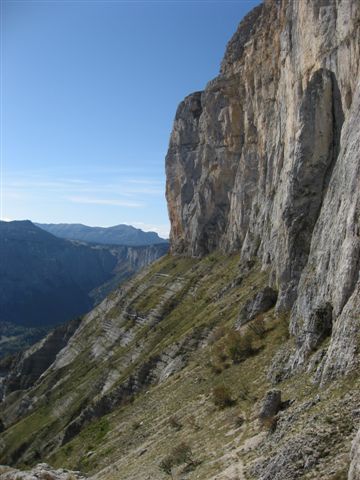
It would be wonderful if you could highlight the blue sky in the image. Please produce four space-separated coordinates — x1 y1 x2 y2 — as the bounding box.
1 0 260 238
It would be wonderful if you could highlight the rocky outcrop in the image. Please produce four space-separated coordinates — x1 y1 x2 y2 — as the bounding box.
0 463 87 480
0 317 82 401
259 390 282 420
166 0 360 380
290 82 360 379
348 427 360 480
237 286 277 326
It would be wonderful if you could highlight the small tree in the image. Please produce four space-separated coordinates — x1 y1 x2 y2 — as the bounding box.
168 415 182 431
248 316 267 338
159 442 194 477
159 456 174 476
226 330 253 364
171 442 193 465
213 385 235 408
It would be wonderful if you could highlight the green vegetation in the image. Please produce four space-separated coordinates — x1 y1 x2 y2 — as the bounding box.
226 329 254 364
212 385 235 409
159 442 194 476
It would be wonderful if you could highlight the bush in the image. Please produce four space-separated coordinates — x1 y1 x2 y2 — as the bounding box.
168 415 182 431
159 456 173 475
225 330 253 364
213 385 235 409
248 316 267 338
210 362 223 375
234 414 245 428
132 420 141 430
171 442 193 464
159 442 194 476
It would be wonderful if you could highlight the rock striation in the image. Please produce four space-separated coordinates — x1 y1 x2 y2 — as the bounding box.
166 0 360 382
348 427 360 480
0 317 82 400
0 463 87 480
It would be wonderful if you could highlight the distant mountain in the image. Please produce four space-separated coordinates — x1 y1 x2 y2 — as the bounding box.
36 222 168 246
0 220 168 334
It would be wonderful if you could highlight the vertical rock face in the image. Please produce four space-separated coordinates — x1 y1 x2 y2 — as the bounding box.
166 0 360 380
348 427 360 480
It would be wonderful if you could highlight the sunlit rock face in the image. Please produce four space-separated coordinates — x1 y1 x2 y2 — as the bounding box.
166 0 360 380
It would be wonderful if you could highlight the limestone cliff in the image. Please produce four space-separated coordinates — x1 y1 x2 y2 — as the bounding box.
166 0 360 382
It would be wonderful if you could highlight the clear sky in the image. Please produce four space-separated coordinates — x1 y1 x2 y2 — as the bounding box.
1 0 261 238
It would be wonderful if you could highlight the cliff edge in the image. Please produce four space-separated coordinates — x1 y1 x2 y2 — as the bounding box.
166 0 360 383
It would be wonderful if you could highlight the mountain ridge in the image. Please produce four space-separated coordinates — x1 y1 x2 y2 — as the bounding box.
36 222 168 246
0 220 168 340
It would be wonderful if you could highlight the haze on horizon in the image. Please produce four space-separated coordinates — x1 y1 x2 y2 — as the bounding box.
1 0 261 238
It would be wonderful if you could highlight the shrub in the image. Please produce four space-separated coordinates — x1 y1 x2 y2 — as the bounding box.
168 415 182 431
132 420 141 430
159 456 173 476
248 316 267 338
225 330 253 364
213 385 235 409
234 414 245 428
210 362 223 375
171 442 193 464
159 442 194 476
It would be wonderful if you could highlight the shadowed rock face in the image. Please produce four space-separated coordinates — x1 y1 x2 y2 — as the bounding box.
259 389 282 420
166 0 360 382
237 287 278 327
0 317 82 398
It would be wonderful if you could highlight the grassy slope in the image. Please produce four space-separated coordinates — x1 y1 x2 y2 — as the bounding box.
0 254 358 479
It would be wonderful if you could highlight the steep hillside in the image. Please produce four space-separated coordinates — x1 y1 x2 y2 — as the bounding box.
0 221 167 330
0 1 359 479
36 223 167 246
0 254 358 479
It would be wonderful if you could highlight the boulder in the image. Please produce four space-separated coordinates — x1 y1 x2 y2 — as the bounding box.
259 390 282 420
237 287 278 327
348 427 360 480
